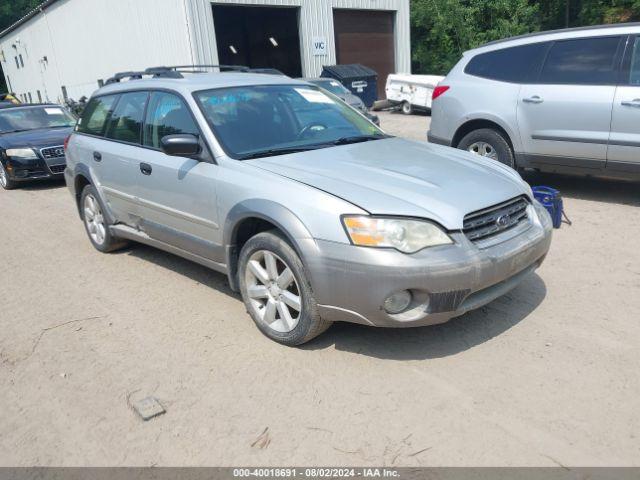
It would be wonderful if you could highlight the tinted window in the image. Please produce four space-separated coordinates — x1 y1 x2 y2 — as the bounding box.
144 92 199 149
105 91 148 144
77 95 119 136
465 43 548 83
540 36 622 85
629 37 640 86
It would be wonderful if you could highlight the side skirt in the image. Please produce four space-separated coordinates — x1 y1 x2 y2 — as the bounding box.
110 224 228 275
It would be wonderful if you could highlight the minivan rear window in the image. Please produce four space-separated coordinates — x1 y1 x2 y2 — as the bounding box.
465 43 548 83
77 95 119 137
539 36 623 85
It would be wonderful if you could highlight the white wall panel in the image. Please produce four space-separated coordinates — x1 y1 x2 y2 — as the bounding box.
0 0 194 101
0 0 410 101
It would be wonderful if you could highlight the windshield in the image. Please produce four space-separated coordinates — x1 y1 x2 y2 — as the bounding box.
311 80 350 96
0 106 76 134
195 85 384 159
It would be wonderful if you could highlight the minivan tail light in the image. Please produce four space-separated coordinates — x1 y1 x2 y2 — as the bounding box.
432 85 450 101
64 135 71 150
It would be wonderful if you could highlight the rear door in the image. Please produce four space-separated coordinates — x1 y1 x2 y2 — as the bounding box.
517 36 624 167
75 93 140 224
607 35 640 171
135 91 222 262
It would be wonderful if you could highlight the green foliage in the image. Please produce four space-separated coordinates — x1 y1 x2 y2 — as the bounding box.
411 0 640 75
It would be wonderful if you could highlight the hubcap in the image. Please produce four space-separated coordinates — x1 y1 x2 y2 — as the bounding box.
245 250 302 333
468 141 498 160
0 165 7 187
83 194 106 245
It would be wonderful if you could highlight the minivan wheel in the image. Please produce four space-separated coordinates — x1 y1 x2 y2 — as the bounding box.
238 231 332 346
401 101 413 115
80 184 128 253
0 163 16 190
458 128 515 169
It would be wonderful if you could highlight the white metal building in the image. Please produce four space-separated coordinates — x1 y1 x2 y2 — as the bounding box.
0 0 411 103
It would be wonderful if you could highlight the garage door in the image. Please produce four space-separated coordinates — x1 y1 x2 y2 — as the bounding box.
333 10 395 99
213 5 302 78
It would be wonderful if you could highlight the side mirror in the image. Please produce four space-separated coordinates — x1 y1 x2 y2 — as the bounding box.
160 134 202 157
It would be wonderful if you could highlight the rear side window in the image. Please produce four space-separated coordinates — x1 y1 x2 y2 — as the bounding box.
77 95 119 136
105 91 148 144
539 36 623 85
143 92 199 149
629 37 640 86
465 43 548 83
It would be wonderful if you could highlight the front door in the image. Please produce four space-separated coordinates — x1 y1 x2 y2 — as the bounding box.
517 36 623 168
607 36 640 170
135 91 222 263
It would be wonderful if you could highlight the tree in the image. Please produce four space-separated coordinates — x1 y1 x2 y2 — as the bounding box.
411 0 540 74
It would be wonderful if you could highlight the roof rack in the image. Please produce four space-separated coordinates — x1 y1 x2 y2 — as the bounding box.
105 65 250 85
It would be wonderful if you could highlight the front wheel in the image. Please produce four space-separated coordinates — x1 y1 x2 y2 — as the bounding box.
0 163 17 190
401 101 413 115
238 231 332 346
458 128 515 169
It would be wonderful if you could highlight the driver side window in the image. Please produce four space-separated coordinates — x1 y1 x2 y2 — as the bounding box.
143 92 199 149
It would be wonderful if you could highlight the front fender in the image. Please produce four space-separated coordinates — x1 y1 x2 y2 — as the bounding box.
223 199 318 291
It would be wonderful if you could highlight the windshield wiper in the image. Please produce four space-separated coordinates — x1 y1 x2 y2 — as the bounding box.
332 134 389 146
238 145 325 160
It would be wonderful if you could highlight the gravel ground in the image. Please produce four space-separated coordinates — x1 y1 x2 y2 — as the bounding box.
1 111 639 467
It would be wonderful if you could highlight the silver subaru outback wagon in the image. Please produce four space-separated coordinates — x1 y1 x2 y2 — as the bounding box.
64 66 552 346
429 23 640 180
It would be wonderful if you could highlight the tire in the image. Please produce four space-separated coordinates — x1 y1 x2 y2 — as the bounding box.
80 184 128 253
238 230 332 346
0 163 17 190
458 128 515 169
401 101 413 115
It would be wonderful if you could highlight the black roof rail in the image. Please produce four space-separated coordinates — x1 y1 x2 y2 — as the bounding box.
104 64 250 86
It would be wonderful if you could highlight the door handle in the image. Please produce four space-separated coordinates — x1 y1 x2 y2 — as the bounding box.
93 151 102 162
139 163 152 175
621 99 640 108
522 96 544 104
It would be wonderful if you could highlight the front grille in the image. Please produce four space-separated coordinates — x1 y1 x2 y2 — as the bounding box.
40 145 65 159
463 196 529 242
49 164 65 174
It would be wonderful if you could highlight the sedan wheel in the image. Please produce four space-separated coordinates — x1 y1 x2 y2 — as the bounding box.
84 193 107 246
245 250 302 333
0 163 16 190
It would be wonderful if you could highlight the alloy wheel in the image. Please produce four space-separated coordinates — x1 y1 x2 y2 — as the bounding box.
467 141 498 160
0 164 7 188
83 194 106 245
245 250 302 333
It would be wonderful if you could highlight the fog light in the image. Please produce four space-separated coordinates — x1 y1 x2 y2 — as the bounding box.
383 290 412 314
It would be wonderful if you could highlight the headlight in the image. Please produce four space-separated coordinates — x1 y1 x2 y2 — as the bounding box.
6 148 38 160
342 216 452 253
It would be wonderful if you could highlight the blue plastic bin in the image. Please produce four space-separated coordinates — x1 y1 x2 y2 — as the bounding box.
532 186 566 228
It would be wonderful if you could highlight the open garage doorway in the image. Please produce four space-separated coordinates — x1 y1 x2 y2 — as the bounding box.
213 5 302 77
334 9 396 99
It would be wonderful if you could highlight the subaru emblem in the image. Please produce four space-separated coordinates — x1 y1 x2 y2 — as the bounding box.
496 214 510 228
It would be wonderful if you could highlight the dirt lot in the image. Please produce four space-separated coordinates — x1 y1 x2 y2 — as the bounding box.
1 111 639 467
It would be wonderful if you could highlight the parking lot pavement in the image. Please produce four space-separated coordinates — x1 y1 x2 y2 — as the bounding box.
1 112 639 467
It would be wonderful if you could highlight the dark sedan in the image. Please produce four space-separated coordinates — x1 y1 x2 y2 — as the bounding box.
0 104 75 190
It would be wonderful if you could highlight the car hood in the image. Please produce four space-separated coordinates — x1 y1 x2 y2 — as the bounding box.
249 138 530 230
0 127 74 149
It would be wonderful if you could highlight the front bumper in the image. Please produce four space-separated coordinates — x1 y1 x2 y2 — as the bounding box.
427 131 451 147
2 156 66 182
302 204 553 328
